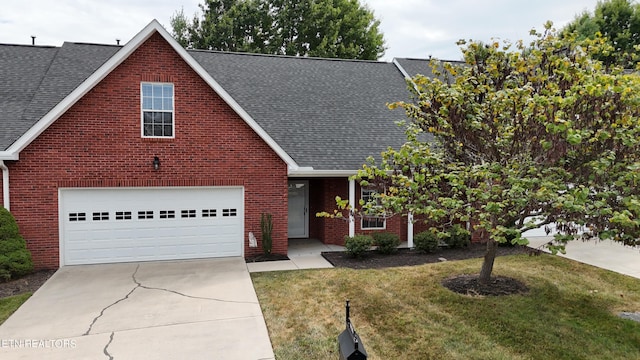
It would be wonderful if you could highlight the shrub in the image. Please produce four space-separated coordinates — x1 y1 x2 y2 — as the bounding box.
344 235 373 258
444 224 471 248
414 231 439 253
0 207 33 281
260 213 273 255
373 232 400 254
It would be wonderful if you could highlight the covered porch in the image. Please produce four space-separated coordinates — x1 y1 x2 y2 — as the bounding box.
287 176 415 248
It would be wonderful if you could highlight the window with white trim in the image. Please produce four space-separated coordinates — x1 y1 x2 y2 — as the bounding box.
141 83 174 137
361 189 386 230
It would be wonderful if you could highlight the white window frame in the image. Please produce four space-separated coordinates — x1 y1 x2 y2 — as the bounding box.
141 82 175 138
360 188 386 230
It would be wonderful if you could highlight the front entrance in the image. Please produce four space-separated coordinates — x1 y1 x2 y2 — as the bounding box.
288 180 309 238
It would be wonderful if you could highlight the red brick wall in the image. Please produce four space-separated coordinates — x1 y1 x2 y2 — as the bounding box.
7 32 288 269
310 177 407 245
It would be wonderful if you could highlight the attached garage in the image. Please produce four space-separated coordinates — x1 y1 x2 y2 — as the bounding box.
59 187 244 265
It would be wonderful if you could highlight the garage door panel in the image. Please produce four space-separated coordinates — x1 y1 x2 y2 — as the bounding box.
60 187 244 265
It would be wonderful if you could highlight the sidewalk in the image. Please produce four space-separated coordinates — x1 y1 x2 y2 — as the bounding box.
527 236 640 279
246 239 343 273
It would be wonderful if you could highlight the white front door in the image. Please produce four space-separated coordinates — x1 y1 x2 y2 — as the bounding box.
288 180 309 238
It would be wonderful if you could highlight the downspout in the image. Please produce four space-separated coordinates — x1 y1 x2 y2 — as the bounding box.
0 160 9 211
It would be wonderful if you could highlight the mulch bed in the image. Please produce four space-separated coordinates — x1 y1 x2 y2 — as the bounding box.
322 243 533 269
0 270 56 299
442 274 529 296
245 253 290 263
323 243 536 296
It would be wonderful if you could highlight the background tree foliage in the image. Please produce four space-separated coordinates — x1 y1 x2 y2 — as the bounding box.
563 0 640 68
170 0 385 60
355 23 640 283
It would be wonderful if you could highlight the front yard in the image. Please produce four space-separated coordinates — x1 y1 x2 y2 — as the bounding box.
252 254 640 359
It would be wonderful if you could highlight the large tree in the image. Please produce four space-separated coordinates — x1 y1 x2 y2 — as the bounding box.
354 23 640 284
563 0 640 68
170 0 385 60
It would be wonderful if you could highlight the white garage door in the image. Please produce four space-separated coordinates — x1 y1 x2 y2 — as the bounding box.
59 187 244 265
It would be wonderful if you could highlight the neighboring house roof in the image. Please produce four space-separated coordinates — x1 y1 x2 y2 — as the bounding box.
0 43 120 151
395 58 466 82
0 20 441 173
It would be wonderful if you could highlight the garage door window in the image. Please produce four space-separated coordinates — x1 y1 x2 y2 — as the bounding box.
202 209 217 217
138 211 154 219
160 210 176 219
223 208 237 217
93 212 109 221
181 209 196 218
69 213 86 221
116 211 132 220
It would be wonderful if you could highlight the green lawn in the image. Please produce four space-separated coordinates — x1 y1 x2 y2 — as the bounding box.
0 293 31 325
252 254 640 360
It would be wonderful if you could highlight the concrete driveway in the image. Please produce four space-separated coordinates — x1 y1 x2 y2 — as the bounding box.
0 258 274 360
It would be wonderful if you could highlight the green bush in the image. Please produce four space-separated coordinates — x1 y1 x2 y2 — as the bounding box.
344 235 373 258
0 207 33 281
414 231 439 253
444 224 471 248
373 232 401 254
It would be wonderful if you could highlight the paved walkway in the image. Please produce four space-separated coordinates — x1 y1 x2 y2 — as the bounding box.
246 239 342 273
528 236 640 279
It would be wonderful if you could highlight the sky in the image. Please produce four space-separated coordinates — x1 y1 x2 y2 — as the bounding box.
0 0 601 61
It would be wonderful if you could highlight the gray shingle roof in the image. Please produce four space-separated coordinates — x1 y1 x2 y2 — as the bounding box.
0 42 119 150
190 51 413 170
1 38 425 171
0 44 58 149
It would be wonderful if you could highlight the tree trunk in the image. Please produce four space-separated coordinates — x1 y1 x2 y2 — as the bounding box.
478 239 498 284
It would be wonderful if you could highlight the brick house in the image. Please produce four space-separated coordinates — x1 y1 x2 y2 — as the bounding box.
0 20 435 269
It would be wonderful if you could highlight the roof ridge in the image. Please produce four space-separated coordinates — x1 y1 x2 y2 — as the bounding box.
187 48 390 64
0 43 58 49
397 57 465 64
64 41 122 48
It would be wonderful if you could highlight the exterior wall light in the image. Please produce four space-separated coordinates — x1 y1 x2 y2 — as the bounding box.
153 156 160 170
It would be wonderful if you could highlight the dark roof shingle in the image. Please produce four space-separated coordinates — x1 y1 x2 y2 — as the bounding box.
0 42 119 150
1 38 429 171
190 51 413 170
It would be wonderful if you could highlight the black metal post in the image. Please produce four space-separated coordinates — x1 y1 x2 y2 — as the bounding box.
345 300 350 329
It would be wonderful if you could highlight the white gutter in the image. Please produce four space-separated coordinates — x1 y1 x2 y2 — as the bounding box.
288 169 357 178
0 160 9 210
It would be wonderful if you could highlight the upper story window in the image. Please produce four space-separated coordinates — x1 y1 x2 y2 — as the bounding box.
141 83 174 138
361 189 386 230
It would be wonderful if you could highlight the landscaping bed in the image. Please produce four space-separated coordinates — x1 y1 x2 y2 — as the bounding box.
322 243 532 269
0 270 56 299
